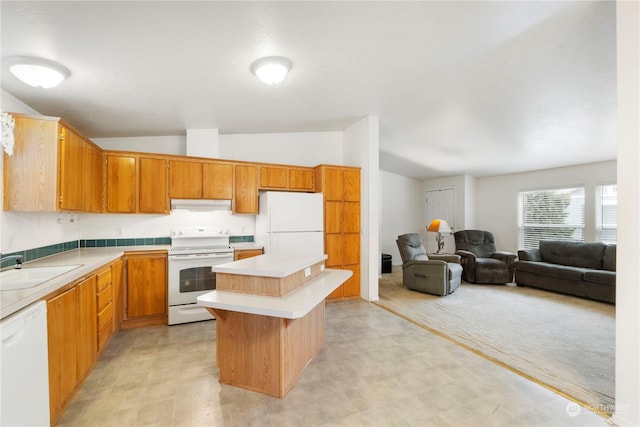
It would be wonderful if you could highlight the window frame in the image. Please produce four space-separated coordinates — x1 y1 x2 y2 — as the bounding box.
518 185 586 250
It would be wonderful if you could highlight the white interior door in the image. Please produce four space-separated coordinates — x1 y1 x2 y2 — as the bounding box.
426 188 456 253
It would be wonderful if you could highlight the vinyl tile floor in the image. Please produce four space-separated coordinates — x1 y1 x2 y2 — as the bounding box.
58 300 607 427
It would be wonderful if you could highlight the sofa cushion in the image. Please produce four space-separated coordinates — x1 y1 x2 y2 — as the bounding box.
515 261 588 281
583 270 616 286
602 244 616 271
539 241 606 269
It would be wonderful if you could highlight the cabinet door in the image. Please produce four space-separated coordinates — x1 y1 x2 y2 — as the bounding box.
106 155 137 213
47 287 78 423
322 168 344 201
111 260 124 331
77 276 97 380
203 162 233 199
126 253 168 318
342 265 361 298
139 157 168 213
260 166 288 189
325 201 343 234
343 234 361 266
234 249 263 261
234 165 258 214
58 126 85 211
343 202 360 233
84 144 103 213
343 169 360 202
289 168 314 190
325 234 343 268
169 160 202 199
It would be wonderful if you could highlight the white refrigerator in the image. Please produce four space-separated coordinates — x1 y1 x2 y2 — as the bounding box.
255 191 324 257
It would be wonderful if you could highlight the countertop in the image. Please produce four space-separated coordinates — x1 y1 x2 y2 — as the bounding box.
197 268 351 319
0 246 169 319
212 253 327 278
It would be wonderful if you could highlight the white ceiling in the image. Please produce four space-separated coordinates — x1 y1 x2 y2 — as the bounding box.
1 1 617 179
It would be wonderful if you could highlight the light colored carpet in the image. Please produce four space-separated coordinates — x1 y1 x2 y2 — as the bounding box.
376 268 615 415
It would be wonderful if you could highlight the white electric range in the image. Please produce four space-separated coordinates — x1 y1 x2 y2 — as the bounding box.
168 226 233 325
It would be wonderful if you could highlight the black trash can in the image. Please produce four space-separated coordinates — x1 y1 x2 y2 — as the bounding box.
382 253 392 274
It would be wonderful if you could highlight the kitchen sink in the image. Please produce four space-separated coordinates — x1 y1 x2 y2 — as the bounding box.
0 265 83 291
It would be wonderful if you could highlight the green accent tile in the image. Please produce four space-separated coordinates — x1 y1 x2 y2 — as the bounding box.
143 238 153 245
135 238 145 245
106 239 116 247
116 239 126 246
97 240 107 247
85 240 96 248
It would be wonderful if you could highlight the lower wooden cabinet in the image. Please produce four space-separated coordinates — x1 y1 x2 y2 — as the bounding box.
233 248 263 261
77 276 97 381
123 251 168 328
45 261 121 426
47 287 78 425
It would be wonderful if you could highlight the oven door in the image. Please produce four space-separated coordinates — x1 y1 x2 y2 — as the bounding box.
168 252 233 306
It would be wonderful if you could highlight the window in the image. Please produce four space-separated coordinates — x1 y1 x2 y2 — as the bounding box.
596 184 617 243
519 187 585 249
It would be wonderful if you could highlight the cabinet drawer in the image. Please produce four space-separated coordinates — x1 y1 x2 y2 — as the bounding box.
97 283 112 312
98 321 113 351
98 301 113 331
97 268 112 293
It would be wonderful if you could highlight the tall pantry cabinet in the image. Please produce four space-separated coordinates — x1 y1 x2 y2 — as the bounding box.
314 165 361 299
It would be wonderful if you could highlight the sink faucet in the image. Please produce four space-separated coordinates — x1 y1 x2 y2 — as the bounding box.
0 255 23 270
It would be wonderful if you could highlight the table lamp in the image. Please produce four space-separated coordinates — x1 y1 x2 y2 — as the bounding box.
427 219 451 254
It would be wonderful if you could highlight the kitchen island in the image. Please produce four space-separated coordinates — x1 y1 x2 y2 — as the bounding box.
197 253 351 398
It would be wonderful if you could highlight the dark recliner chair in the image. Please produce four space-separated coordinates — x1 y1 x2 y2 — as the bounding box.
396 233 463 296
454 230 517 284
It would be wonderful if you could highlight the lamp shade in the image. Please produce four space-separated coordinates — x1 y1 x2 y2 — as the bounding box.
427 219 451 233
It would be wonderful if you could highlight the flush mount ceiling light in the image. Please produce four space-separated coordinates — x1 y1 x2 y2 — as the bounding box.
250 56 292 85
6 56 70 88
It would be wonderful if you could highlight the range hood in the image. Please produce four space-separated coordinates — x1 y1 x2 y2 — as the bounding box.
170 199 231 212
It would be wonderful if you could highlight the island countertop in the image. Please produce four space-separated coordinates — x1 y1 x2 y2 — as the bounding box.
197 268 352 319
212 253 328 278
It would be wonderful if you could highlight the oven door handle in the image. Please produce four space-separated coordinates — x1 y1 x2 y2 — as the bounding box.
169 253 233 261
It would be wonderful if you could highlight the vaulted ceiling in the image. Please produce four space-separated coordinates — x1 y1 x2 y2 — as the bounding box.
1 1 617 179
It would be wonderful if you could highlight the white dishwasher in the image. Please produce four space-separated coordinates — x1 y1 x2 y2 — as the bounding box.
1 300 50 427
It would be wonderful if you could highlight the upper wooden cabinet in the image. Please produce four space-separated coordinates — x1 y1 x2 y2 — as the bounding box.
139 157 169 213
3 114 103 212
234 165 258 214
259 166 314 191
169 160 202 199
203 162 233 200
106 155 137 213
169 159 233 201
104 154 168 214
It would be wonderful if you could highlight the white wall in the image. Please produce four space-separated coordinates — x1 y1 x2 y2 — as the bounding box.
612 2 639 425
344 115 379 301
219 132 343 166
475 160 616 254
95 135 185 156
380 171 424 266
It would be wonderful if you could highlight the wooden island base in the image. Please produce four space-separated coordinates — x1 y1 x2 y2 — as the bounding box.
207 302 325 398
197 255 351 398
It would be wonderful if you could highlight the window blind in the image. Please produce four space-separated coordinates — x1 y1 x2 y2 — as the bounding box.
519 187 585 249
596 184 617 243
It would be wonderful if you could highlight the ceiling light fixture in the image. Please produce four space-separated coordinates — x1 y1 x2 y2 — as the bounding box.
6 56 70 88
250 56 292 85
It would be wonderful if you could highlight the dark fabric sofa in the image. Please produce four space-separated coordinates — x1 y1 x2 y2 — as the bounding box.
515 240 616 304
